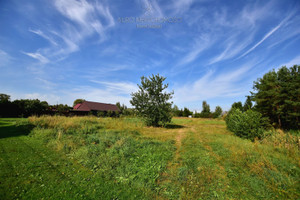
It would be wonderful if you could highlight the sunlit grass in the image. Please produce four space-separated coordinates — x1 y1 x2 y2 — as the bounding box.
1 116 299 199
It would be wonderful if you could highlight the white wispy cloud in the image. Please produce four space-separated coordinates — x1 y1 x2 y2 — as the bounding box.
208 35 253 65
54 0 114 37
24 0 115 64
239 25 282 58
90 80 138 95
238 13 293 59
240 1 275 27
173 1 272 67
29 29 58 45
176 34 213 67
22 52 49 64
174 63 253 103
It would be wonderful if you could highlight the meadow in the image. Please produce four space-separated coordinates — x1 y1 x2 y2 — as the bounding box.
0 116 299 199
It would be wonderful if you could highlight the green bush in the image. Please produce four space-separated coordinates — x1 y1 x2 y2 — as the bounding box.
225 109 269 141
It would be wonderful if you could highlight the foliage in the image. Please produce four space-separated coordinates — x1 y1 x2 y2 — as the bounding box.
3 99 49 117
73 99 85 107
231 101 243 111
225 108 269 141
171 105 181 117
0 94 73 117
130 74 173 127
0 93 10 102
51 104 71 115
182 107 192 117
251 65 300 129
171 105 193 117
116 102 136 116
0 94 16 117
243 96 253 111
96 111 105 117
200 101 211 118
213 106 223 118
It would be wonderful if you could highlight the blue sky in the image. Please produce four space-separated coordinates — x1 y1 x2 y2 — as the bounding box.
1 0 300 111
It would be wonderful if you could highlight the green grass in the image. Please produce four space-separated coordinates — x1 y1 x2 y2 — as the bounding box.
0 117 299 199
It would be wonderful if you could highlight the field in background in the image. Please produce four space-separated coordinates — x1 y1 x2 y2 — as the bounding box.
0 116 299 199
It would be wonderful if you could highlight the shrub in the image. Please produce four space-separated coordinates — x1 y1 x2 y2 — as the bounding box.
225 109 269 141
97 111 105 117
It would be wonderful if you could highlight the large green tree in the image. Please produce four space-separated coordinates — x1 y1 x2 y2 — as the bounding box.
130 74 173 127
251 65 300 129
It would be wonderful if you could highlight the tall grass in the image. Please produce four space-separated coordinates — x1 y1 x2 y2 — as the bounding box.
27 115 175 198
260 129 300 156
29 115 144 131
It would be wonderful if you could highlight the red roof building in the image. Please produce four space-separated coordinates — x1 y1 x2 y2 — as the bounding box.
73 101 120 112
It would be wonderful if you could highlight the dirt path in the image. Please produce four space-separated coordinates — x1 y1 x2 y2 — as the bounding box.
157 123 190 191
174 128 187 160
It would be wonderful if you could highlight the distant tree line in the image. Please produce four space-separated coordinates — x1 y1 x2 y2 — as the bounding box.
0 94 70 117
171 101 223 119
0 94 136 118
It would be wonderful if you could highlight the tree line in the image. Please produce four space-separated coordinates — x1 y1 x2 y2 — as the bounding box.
225 65 299 140
171 101 223 119
228 65 299 130
0 94 70 117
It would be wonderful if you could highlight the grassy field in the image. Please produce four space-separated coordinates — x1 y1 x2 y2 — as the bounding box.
0 116 299 199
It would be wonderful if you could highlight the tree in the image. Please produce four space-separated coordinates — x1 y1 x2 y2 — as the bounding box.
251 65 300 129
13 99 49 117
116 102 122 111
73 99 85 107
182 107 192 117
243 96 253 111
0 94 14 117
0 94 10 102
172 105 181 117
130 74 173 127
200 101 211 118
213 106 222 118
231 101 243 111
